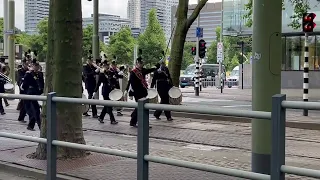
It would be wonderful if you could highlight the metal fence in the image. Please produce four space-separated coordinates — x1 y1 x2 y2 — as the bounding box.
0 93 320 180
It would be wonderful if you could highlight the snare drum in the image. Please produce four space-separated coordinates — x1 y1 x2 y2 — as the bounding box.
147 89 158 104
109 89 124 101
4 83 14 94
168 87 182 105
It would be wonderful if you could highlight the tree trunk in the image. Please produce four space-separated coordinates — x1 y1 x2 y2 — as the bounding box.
170 22 187 86
28 0 55 160
169 0 208 86
53 0 86 158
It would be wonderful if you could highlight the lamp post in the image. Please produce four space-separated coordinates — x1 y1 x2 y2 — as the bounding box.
236 41 245 89
87 0 99 61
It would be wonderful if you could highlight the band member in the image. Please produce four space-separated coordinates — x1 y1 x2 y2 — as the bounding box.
0 64 6 115
83 57 100 118
151 60 173 121
125 57 157 127
94 61 118 124
17 60 29 122
0 58 9 107
21 60 44 131
110 60 123 116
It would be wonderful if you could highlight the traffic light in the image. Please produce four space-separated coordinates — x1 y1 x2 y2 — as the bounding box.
302 13 316 32
199 39 206 58
191 47 196 55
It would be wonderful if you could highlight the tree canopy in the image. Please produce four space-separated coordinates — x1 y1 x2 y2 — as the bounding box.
107 27 135 65
138 8 166 66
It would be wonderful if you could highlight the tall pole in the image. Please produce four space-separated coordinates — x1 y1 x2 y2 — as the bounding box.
219 0 224 93
303 33 309 116
241 41 244 89
194 0 200 96
92 0 99 61
251 0 282 175
8 0 15 89
3 0 9 56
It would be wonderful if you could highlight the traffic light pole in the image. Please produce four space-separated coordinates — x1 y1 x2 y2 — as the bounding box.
8 0 15 88
92 0 99 61
194 0 200 96
219 0 224 93
251 0 282 175
3 0 8 56
241 41 244 90
303 33 309 116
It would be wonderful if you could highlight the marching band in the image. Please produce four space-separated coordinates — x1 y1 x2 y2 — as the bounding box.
1 49 181 131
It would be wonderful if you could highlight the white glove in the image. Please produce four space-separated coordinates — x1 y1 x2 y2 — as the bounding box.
20 84 24 91
95 67 100 73
123 90 127 96
129 96 133 100
118 71 124 76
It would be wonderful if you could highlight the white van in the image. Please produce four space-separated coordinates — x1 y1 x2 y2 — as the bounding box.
226 65 239 88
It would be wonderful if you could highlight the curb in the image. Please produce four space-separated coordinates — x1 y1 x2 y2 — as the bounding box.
96 107 320 130
0 161 85 180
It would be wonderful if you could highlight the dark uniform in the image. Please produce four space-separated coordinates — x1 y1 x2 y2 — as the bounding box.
0 73 6 115
22 64 44 131
151 65 173 121
95 64 118 124
17 62 29 122
83 63 98 117
126 59 156 127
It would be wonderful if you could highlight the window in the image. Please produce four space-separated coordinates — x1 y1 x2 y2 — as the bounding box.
285 36 301 70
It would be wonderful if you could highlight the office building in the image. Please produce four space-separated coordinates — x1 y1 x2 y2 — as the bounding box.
140 0 179 43
172 3 222 47
24 0 50 34
127 0 141 28
83 14 131 45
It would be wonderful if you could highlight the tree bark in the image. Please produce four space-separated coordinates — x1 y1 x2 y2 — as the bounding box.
29 0 55 160
53 0 86 158
169 0 208 86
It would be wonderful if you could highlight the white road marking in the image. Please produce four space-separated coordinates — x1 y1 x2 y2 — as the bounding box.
183 97 234 102
222 105 251 108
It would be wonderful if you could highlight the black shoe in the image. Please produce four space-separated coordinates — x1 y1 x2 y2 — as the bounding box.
92 115 99 119
5 104 9 107
18 119 27 123
154 116 161 120
27 127 35 131
83 113 90 117
117 112 123 116
1 112 6 115
111 121 118 125
167 118 173 121
98 118 104 123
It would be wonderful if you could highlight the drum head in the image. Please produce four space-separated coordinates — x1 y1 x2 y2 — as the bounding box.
109 89 123 101
147 89 157 98
4 83 14 89
168 87 182 98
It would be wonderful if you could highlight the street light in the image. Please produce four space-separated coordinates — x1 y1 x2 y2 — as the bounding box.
88 0 99 61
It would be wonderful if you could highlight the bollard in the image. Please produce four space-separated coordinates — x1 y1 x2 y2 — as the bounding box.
137 98 149 180
46 92 57 180
271 94 286 180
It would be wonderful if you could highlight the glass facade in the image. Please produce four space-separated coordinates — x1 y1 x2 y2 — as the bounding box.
282 35 320 71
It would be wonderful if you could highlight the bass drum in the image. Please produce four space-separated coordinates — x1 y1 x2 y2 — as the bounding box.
168 87 182 105
82 94 90 114
147 89 158 104
109 89 124 101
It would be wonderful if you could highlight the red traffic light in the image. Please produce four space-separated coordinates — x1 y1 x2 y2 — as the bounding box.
191 47 196 51
302 13 316 32
303 13 316 21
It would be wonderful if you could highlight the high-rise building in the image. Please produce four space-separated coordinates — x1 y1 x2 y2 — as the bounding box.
171 3 222 47
127 0 141 28
24 0 50 34
140 0 178 43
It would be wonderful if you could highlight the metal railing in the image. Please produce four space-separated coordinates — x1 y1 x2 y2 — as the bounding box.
0 93 320 180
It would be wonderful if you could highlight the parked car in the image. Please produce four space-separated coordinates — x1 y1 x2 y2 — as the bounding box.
226 65 239 88
179 63 226 88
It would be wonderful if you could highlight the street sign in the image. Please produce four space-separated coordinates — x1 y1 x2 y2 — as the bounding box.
196 27 203 38
217 42 224 63
4 29 15 35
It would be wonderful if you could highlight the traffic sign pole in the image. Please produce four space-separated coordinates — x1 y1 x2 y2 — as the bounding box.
194 0 200 96
219 0 224 93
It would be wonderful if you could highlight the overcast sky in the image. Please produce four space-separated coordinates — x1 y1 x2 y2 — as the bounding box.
0 0 218 30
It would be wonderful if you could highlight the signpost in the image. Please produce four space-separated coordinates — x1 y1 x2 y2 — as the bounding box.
4 29 14 35
196 27 203 38
217 42 224 63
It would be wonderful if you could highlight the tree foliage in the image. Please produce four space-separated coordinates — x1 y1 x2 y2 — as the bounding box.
108 27 135 65
169 0 208 86
243 0 313 29
138 8 166 66
182 42 195 69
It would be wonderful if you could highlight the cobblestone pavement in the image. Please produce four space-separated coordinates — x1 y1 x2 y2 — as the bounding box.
0 170 37 180
1 109 320 179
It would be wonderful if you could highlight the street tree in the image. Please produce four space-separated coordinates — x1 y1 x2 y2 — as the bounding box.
108 27 135 65
31 0 86 159
169 0 208 86
243 0 312 29
138 8 166 66
182 42 196 69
